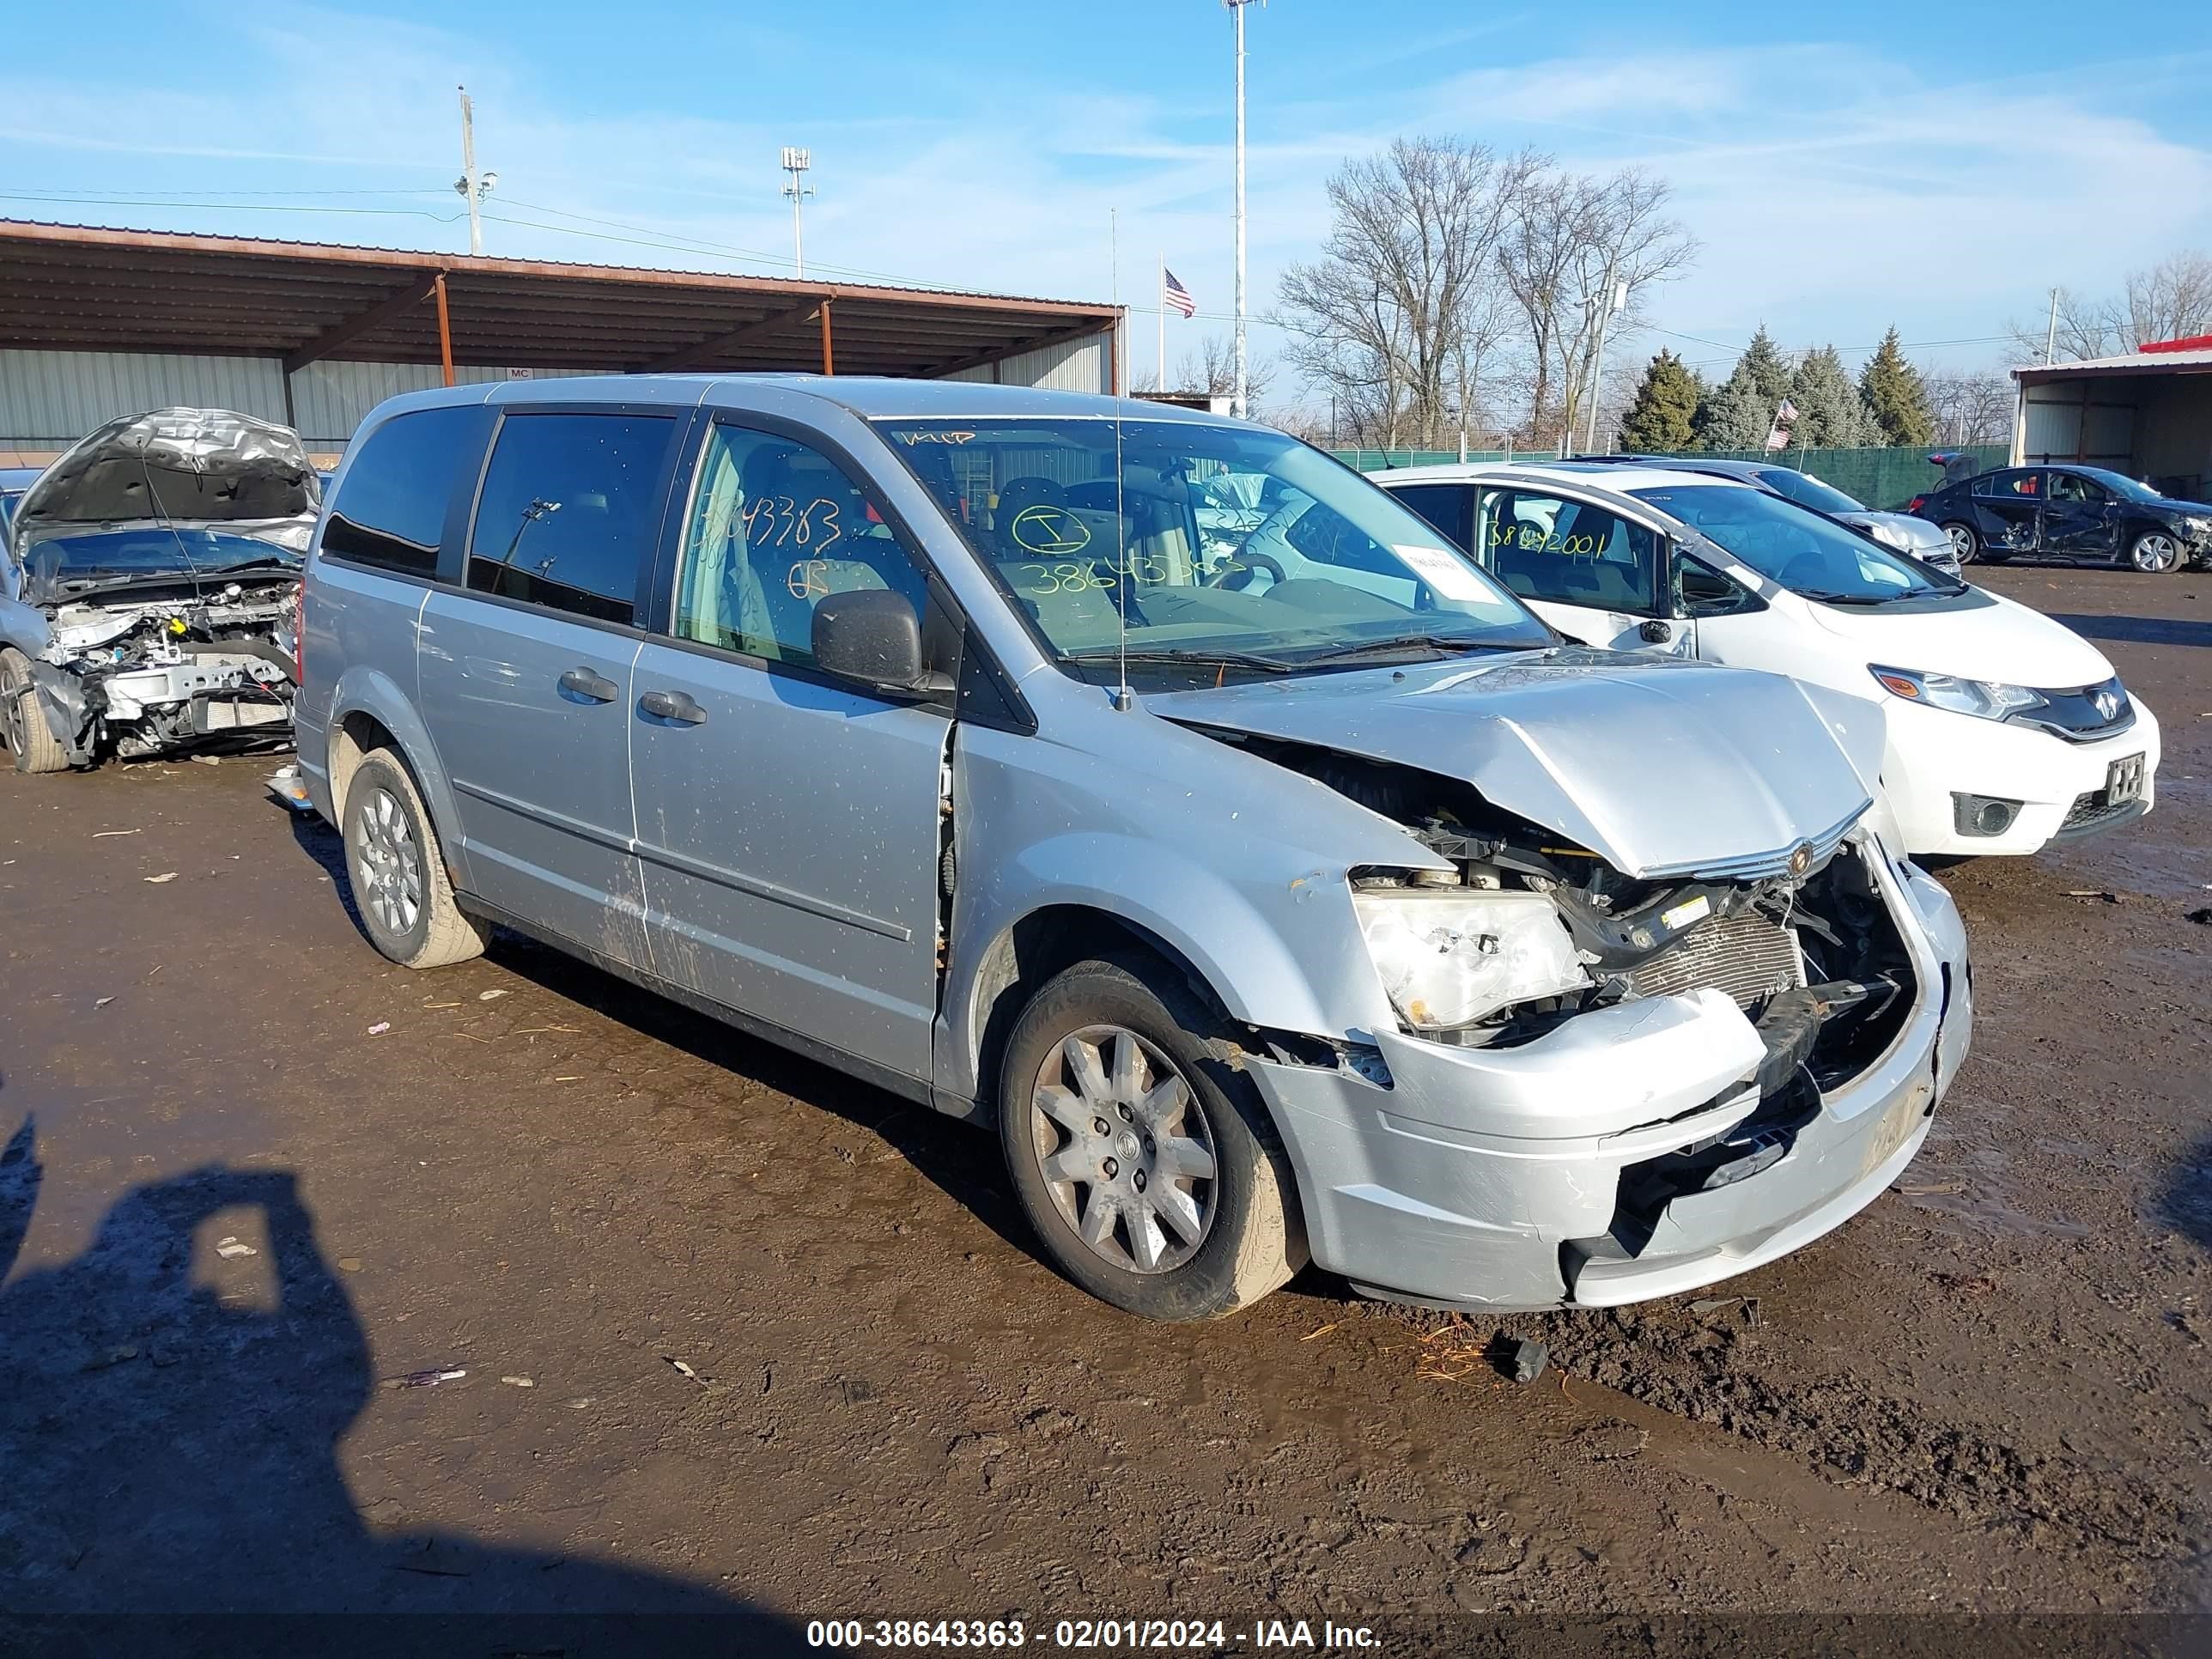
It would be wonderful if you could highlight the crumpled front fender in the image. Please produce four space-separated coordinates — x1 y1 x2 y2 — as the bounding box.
26 661 94 760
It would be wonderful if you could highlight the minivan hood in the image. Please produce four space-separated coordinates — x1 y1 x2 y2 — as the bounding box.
1804 586 2113 687
1145 648 1881 881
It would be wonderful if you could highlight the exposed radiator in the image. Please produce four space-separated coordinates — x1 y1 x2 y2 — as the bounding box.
1626 912 1803 1009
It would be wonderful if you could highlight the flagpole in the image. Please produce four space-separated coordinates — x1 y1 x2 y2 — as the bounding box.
1158 253 1167 392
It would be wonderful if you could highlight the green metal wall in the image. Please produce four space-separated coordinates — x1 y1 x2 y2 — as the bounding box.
1333 443 2010 510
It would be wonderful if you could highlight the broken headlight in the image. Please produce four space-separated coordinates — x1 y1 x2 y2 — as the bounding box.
1352 886 1589 1033
1869 664 2045 722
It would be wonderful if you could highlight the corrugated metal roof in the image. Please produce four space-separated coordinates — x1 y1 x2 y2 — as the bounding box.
2014 348 2212 382
0 220 1121 382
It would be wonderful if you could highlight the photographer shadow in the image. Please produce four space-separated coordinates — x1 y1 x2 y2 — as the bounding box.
0 1119 813 1655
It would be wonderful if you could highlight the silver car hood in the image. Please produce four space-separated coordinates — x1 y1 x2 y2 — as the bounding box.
13 407 318 555
1839 508 1949 550
1146 647 1882 881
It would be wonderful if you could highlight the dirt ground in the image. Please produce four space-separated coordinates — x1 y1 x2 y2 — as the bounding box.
1 563 2207 1652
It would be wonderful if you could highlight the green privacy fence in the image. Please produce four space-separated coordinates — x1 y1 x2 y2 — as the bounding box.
1671 445 2010 511
1334 443 2012 511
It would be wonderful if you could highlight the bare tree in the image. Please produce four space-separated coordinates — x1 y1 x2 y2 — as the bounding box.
1924 368 2014 444
2007 251 2212 362
1274 137 1530 448
1169 337 1275 404
1500 165 1696 446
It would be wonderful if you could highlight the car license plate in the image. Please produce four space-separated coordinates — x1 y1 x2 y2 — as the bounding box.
2106 753 2145 805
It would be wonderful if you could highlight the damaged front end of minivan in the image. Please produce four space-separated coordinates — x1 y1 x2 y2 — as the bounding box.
1150 652 1973 1311
1 410 313 772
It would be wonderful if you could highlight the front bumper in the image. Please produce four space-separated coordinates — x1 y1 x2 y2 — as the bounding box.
1879 695 2161 858
1247 842 1971 1311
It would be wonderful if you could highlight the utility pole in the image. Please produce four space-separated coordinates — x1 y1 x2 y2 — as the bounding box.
453 87 495 256
1583 270 1627 453
2044 286 2059 365
1227 0 1260 420
781 148 814 279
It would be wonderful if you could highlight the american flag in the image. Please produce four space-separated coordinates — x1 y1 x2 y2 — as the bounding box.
1162 268 1197 318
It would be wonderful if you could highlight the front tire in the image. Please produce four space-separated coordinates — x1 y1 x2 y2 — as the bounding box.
0 648 70 775
998 954 1306 1321
2127 530 2182 574
340 750 488 969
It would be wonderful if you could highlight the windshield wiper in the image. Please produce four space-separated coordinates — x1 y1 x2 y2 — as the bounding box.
54 570 203 595
210 556 303 575
1297 633 1513 665
1064 647 1296 675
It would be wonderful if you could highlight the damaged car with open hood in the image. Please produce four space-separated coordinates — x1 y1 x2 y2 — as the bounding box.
1 408 313 773
295 378 1972 1322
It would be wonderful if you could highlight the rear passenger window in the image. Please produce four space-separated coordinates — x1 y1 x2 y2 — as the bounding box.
1474 487 1661 616
323 406 486 576
467 412 678 625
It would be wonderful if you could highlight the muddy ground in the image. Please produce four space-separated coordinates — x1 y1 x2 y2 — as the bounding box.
0 563 2206 1650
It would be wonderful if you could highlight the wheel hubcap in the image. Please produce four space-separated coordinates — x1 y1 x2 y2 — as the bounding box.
2136 535 2176 572
1030 1025 1217 1274
1948 526 1974 558
355 787 424 938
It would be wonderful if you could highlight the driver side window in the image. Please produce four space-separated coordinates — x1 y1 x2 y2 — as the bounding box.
1473 487 1662 617
674 423 930 667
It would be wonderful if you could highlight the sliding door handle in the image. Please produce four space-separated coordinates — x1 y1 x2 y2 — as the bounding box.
558 667 620 703
638 689 708 726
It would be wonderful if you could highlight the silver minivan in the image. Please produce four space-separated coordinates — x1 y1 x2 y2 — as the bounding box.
297 377 1972 1322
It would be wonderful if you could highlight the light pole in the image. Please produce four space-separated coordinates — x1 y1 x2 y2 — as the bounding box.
453 86 495 257
1582 271 1628 454
1226 0 1260 420
781 147 814 280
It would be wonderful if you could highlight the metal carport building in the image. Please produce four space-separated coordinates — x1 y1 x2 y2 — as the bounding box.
2013 335 2212 498
0 221 1122 464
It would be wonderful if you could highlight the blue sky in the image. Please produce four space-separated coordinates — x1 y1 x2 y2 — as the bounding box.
5 0 2211 395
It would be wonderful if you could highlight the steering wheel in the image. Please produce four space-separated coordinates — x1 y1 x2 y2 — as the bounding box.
1206 551 1285 591
1778 551 1832 590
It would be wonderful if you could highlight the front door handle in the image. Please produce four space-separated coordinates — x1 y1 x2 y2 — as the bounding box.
639 689 708 726
558 667 620 703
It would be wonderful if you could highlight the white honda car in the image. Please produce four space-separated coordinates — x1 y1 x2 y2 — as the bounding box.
1369 461 2160 860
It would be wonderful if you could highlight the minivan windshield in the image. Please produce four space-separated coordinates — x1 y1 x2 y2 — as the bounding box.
1632 483 1963 604
879 416 1552 683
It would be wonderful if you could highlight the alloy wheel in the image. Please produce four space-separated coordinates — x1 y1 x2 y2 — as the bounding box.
1028 1025 1218 1274
2131 533 2179 574
1946 524 1977 563
355 786 424 939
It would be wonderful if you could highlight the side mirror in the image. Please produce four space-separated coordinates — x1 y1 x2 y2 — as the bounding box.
811 588 926 690
1638 618 1673 645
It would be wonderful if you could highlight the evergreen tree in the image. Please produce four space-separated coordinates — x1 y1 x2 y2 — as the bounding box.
1692 325 1793 451
1858 326 1936 446
1787 345 1881 447
1618 349 1701 451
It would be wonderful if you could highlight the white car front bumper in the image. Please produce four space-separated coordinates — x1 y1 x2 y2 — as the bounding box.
1879 695 2161 857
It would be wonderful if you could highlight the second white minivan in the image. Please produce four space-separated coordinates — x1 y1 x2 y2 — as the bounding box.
1376 461 2160 860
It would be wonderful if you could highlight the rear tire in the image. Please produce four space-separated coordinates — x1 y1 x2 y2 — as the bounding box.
0 647 70 775
1942 522 1984 565
998 953 1306 1321
340 749 487 969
